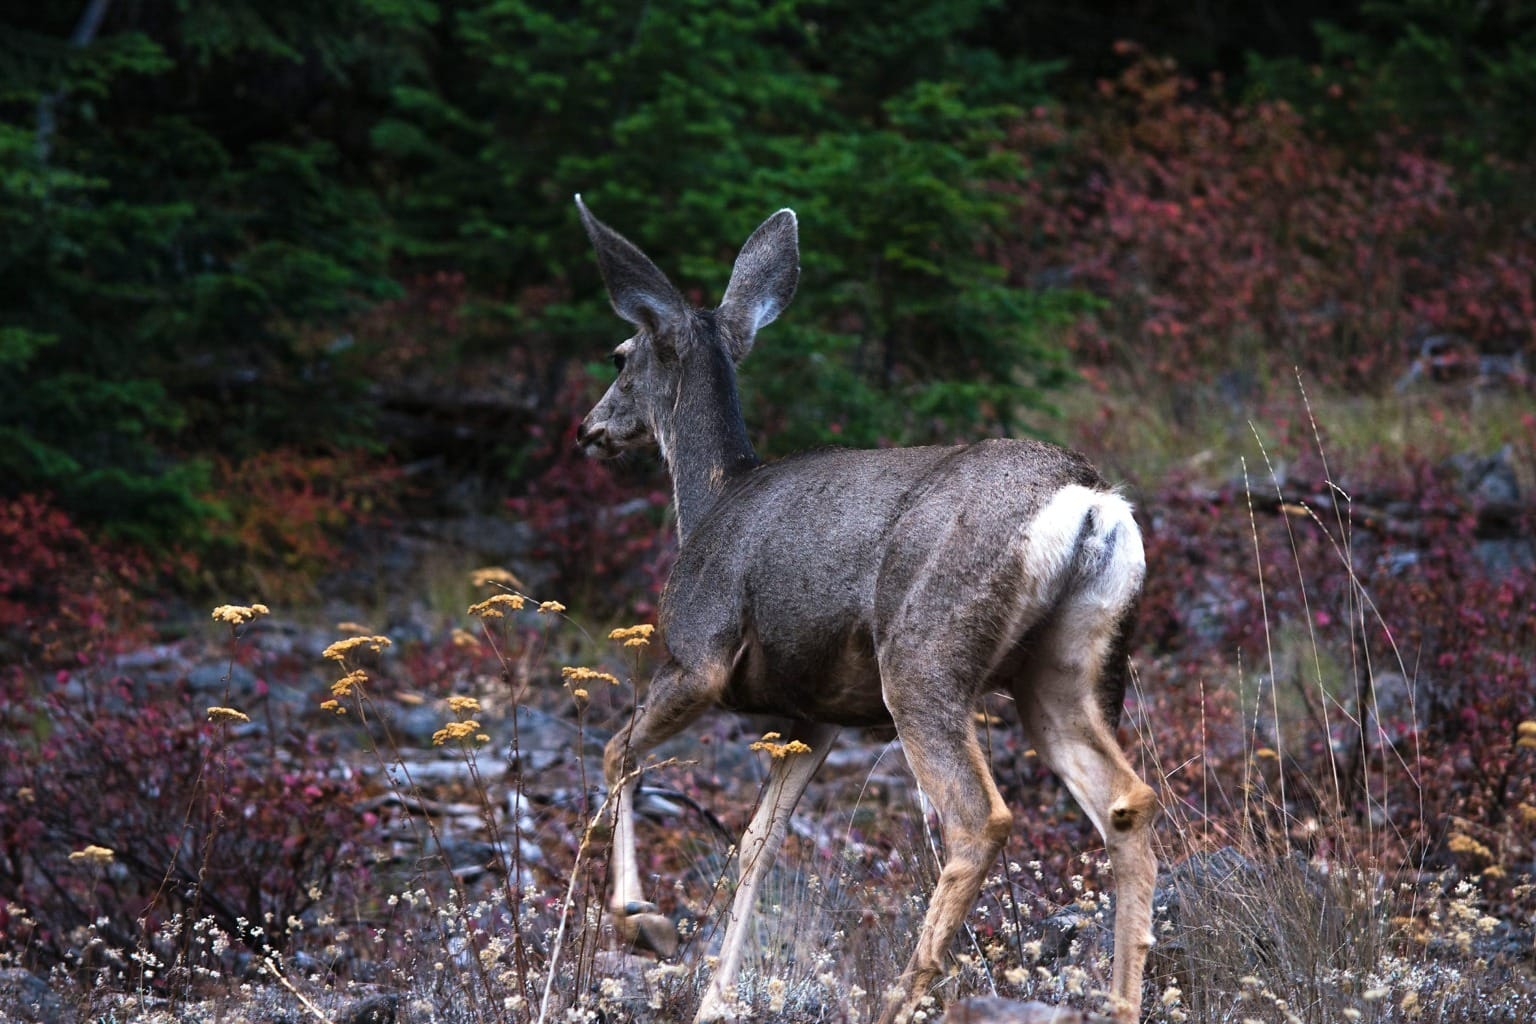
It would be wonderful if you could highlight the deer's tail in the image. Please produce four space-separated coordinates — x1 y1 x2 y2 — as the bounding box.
1019 485 1146 725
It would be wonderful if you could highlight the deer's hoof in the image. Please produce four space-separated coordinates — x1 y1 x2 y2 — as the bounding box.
618 909 679 958
694 989 743 1024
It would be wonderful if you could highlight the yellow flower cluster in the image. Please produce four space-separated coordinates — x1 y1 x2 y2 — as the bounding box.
468 593 526 618
562 666 619 687
1447 832 1493 862
609 623 655 648
1518 720 1536 749
212 603 270 625
750 731 813 759
331 669 368 698
206 706 251 724
470 566 524 588
322 635 392 662
450 628 481 649
432 719 488 746
538 600 566 615
69 845 115 866
446 695 482 717
335 621 372 635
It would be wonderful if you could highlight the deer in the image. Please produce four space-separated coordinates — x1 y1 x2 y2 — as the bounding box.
572 196 1158 1024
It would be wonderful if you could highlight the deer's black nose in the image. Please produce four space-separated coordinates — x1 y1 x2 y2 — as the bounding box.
575 421 603 451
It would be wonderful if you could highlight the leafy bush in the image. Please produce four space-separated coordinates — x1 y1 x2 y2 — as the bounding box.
0 650 378 975
1246 0 1536 176
1009 45 1534 403
203 447 403 602
1134 421 1536 911
0 494 147 667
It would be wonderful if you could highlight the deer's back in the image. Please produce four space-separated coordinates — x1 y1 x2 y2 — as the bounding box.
658 438 1109 725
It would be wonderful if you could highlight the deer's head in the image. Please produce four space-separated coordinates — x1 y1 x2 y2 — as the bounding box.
574 197 799 460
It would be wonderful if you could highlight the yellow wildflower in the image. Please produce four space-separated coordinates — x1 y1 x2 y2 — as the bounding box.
538 600 566 615
570 687 589 701
750 732 813 759
1447 833 1493 861
335 621 372 635
562 666 619 687
69 845 115 866
320 700 346 715
432 720 484 746
470 566 524 589
322 635 392 662
331 669 368 698
450 628 481 649
1518 720 1536 737
468 593 526 618
609 623 655 647
212 603 270 626
446 695 482 718
206 706 251 724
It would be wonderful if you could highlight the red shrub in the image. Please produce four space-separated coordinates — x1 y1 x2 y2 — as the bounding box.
0 494 147 669
506 376 674 615
1135 440 1535 906
205 448 402 600
0 668 379 973
1009 45 1533 393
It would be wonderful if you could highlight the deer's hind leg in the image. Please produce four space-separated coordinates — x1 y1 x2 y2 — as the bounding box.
605 658 725 956
1011 604 1156 1023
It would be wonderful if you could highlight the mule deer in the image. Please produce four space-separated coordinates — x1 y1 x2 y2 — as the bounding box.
574 197 1158 1024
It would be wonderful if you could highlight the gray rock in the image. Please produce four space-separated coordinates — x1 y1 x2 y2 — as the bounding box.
0 969 65 1024
940 997 1108 1023
1034 906 1106 965
337 993 399 1024
187 661 258 695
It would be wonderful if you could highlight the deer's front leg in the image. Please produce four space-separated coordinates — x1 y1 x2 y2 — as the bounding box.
694 721 838 1023
605 660 723 956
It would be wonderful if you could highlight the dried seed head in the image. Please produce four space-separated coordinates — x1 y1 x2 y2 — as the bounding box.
69 845 115 866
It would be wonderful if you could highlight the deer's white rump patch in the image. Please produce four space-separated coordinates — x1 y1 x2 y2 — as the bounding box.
1019 484 1145 618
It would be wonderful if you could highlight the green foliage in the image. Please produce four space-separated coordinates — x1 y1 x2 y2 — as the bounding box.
384 0 1076 451
0 4 409 541
1246 1 1536 186
743 81 1082 450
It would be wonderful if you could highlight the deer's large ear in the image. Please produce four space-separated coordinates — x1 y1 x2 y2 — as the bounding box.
718 209 799 362
577 196 686 335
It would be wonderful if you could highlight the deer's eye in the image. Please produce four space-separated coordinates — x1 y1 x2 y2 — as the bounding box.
611 352 627 372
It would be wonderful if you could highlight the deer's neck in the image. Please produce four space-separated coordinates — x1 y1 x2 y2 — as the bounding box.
660 347 758 544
